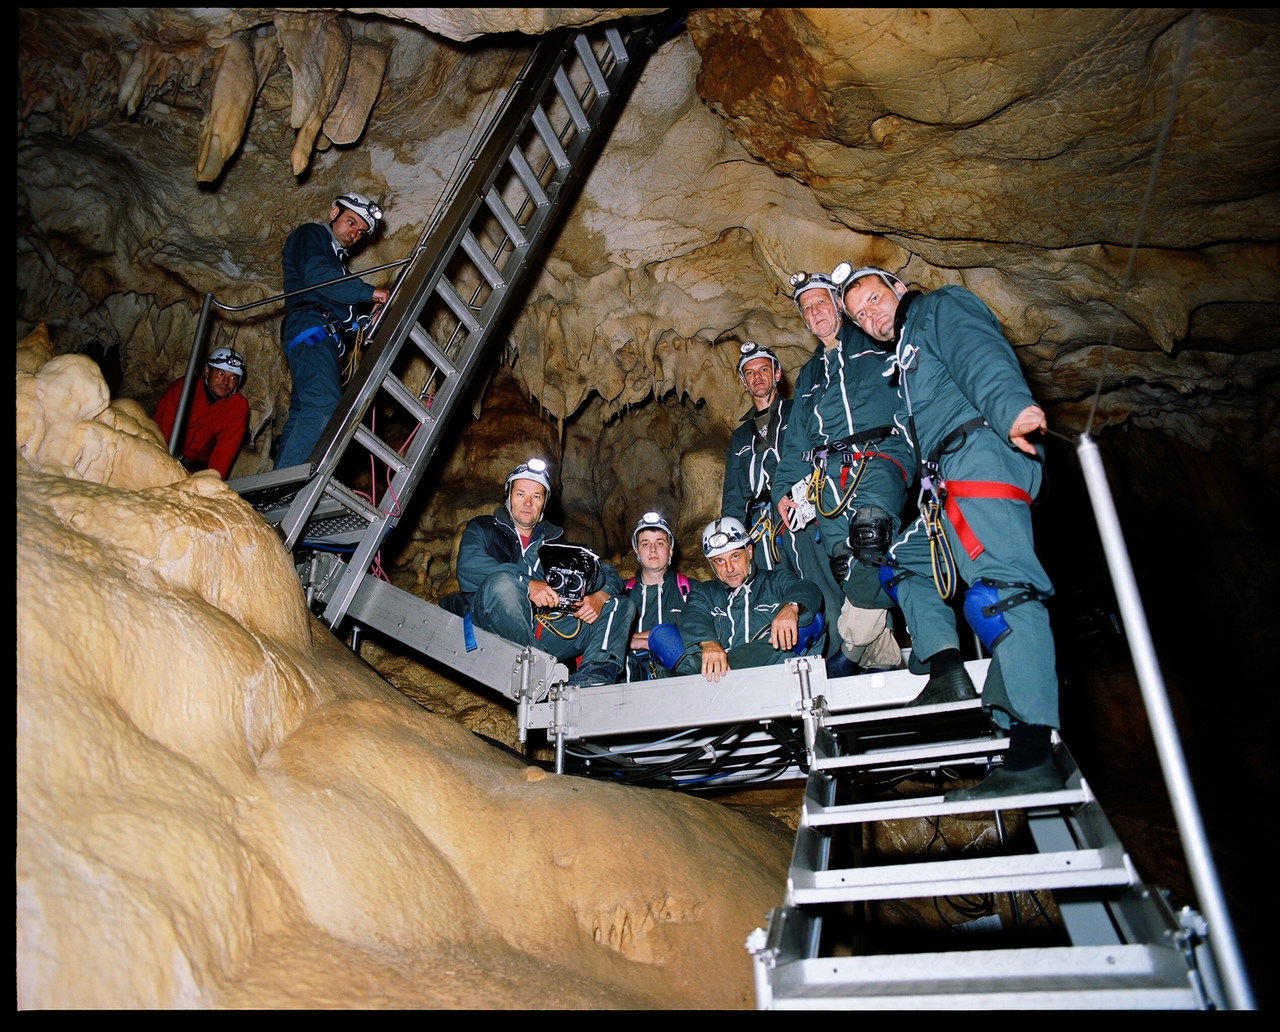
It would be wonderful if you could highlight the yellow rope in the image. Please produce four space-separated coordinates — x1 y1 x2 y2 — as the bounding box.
924 494 958 600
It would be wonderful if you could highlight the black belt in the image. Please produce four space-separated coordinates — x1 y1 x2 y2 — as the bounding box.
804 425 898 466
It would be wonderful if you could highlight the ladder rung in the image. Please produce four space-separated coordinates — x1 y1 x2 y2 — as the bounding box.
407 324 457 376
604 27 628 68
507 147 549 208
574 34 610 99
460 230 508 288
352 424 408 473
484 185 528 247
813 736 1006 772
433 277 481 333
789 846 1136 905
320 478 381 524
531 106 570 169
553 66 591 133
379 371 435 425
805 785 1091 828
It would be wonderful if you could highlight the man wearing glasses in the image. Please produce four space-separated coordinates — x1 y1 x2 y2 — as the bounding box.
275 191 391 469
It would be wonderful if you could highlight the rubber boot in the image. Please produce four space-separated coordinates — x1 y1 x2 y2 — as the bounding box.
905 649 976 707
947 724 1063 802
826 650 861 679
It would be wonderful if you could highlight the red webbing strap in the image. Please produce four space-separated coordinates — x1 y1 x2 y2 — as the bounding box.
942 480 1034 560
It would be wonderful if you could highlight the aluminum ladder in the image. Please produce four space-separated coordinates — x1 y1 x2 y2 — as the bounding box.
747 707 1227 1009
230 19 660 632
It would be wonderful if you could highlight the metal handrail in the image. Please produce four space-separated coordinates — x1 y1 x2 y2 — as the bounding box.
166 256 412 459
1078 432 1254 1009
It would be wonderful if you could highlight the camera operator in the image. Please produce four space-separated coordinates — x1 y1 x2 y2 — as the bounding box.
454 458 635 687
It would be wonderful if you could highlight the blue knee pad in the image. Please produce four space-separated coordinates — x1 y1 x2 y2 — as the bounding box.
648 623 685 670
964 579 1012 651
794 610 824 655
879 563 907 605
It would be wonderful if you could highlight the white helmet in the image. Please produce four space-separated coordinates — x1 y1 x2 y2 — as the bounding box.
206 347 245 378
333 192 383 231
788 270 840 315
632 511 674 553
505 457 551 496
831 263 906 309
736 340 780 379
702 516 750 559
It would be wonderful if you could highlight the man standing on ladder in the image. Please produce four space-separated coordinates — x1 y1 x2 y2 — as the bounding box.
275 192 390 469
840 267 1060 800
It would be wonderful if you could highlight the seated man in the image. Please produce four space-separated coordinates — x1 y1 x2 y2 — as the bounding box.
455 458 636 687
651 517 825 682
153 346 250 479
623 511 695 681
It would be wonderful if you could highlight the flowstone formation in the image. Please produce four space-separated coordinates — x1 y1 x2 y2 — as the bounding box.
16 328 791 1008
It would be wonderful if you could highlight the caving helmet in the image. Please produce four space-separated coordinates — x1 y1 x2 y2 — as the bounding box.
702 516 750 559
632 511 675 553
205 347 246 380
333 192 383 232
788 270 840 316
505 457 552 497
830 263 907 310
736 340 781 379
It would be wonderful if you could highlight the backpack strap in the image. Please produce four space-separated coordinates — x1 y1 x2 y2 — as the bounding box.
677 573 690 599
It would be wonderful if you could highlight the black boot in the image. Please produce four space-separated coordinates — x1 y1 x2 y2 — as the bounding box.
904 650 976 707
947 724 1064 801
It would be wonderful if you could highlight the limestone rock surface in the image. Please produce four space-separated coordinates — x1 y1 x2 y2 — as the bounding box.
16 350 790 1008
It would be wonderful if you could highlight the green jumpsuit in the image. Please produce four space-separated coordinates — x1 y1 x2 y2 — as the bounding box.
772 322 912 609
673 566 825 675
888 286 1058 729
723 395 845 656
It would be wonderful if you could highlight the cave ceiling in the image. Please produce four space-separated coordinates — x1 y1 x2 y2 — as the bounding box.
16 8 1280 550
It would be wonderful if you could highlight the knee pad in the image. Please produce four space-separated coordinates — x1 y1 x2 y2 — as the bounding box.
963 579 1011 651
793 610 824 655
850 505 893 566
878 563 909 605
963 577 1046 651
647 622 685 670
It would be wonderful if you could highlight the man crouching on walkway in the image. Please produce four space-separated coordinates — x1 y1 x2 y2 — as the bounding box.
651 517 825 682
455 458 635 687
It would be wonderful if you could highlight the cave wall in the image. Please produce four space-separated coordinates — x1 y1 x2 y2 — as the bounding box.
17 9 1279 578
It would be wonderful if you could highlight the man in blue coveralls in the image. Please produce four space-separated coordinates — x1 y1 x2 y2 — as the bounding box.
276 192 391 468
841 267 1060 800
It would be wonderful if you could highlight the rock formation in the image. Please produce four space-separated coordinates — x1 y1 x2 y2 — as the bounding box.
16 330 790 1008
15 7 1278 1007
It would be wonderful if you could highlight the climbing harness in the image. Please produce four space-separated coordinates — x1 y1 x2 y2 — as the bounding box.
746 497 783 566
801 427 906 520
340 314 373 386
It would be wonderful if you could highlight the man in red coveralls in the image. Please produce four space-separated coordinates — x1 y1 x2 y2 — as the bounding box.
153 347 250 479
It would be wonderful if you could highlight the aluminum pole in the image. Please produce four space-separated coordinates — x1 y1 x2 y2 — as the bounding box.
167 292 214 456
1076 431 1254 1009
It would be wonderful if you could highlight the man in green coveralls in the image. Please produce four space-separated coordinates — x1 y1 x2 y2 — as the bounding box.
664 517 826 682
841 268 1060 800
772 271 910 672
721 341 845 662
622 511 696 681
